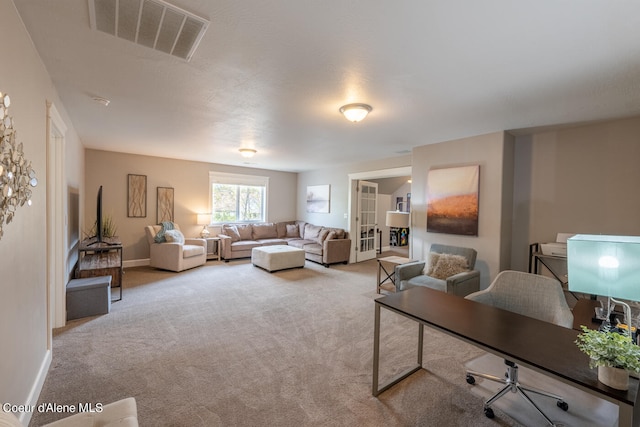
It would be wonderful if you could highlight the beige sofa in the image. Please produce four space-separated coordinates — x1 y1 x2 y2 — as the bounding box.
218 221 351 267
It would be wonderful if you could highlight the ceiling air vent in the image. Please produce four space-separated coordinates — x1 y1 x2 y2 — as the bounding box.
89 0 209 61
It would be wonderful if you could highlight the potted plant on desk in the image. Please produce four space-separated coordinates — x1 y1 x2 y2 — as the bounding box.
575 325 640 390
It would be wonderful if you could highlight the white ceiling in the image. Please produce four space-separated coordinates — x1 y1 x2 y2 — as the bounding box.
13 0 640 172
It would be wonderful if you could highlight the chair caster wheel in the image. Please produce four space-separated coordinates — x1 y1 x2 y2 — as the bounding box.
484 407 494 419
557 401 568 411
466 374 475 385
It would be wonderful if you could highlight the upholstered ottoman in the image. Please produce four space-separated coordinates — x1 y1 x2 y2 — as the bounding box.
66 276 112 320
252 245 305 272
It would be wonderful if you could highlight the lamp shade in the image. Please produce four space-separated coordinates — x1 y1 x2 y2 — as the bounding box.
196 213 211 225
386 211 410 228
567 234 640 301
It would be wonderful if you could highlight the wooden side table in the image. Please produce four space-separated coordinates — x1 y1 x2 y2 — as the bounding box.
204 237 221 261
376 256 414 294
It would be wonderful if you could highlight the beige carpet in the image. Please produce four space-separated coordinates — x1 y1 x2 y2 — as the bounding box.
31 258 525 427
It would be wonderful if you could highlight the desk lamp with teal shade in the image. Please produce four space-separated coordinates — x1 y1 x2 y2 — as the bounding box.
567 234 640 338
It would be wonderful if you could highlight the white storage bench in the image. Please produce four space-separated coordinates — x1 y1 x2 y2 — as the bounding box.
251 245 305 272
66 276 112 320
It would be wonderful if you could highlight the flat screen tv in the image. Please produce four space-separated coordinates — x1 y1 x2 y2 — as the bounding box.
88 185 116 246
95 185 103 243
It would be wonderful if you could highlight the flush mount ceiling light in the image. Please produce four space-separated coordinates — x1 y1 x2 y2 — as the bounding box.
239 148 257 158
339 103 372 123
92 96 110 107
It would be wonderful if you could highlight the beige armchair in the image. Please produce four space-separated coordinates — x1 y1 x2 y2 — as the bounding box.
395 243 480 297
144 224 206 272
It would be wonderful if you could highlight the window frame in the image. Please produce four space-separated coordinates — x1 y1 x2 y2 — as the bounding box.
208 171 269 224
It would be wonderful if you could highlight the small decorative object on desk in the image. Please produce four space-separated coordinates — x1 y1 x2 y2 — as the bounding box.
575 325 640 390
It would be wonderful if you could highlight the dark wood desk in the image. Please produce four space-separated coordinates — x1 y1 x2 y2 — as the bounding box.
373 287 640 426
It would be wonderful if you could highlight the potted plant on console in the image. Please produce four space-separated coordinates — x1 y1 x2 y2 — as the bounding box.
575 326 640 390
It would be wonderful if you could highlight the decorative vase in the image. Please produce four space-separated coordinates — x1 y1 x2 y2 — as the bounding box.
598 365 629 390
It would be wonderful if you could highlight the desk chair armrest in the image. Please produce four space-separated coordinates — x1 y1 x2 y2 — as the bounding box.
395 261 426 282
446 269 481 297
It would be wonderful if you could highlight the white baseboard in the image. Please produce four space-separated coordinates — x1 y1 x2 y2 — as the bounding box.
19 349 52 426
123 258 150 268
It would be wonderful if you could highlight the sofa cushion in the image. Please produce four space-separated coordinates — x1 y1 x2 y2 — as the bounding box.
257 238 288 246
317 228 330 243
252 223 277 239
164 229 185 244
230 240 261 251
404 275 447 292
237 224 253 240
303 243 323 256
430 253 469 280
222 225 241 242
303 224 323 242
285 224 300 238
288 239 314 249
326 228 346 240
276 221 293 238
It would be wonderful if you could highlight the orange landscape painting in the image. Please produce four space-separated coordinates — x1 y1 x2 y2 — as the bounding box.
427 165 479 235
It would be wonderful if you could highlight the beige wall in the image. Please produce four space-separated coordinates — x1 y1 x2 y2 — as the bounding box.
411 131 515 289
1 2 84 423
297 155 412 230
511 116 640 270
84 150 297 262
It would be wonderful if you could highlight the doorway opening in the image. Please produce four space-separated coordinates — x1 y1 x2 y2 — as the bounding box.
347 166 412 262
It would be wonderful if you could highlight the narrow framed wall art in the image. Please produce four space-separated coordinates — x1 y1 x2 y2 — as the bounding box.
127 174 147 217
157 187 174 223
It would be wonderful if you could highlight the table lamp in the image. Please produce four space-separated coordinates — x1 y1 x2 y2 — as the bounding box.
386 202 410 228
197 213 212 238
567 234 640 337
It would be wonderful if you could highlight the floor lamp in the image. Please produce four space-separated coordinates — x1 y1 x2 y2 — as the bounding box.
567 234 640 338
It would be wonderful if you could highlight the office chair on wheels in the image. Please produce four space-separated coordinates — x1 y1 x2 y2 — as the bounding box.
464 270 574 426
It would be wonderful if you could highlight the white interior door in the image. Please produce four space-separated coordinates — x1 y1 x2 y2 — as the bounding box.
356 180 378 262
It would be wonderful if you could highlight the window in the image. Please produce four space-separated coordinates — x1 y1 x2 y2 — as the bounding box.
209 172 268 223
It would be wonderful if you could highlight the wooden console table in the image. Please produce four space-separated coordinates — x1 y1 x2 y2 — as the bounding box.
76 237 123 301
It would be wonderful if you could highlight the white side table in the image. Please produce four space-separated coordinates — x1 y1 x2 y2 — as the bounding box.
203 237 221 261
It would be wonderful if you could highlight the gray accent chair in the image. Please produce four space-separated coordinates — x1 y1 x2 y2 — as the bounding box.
464 270 573 424
394 244 480 296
